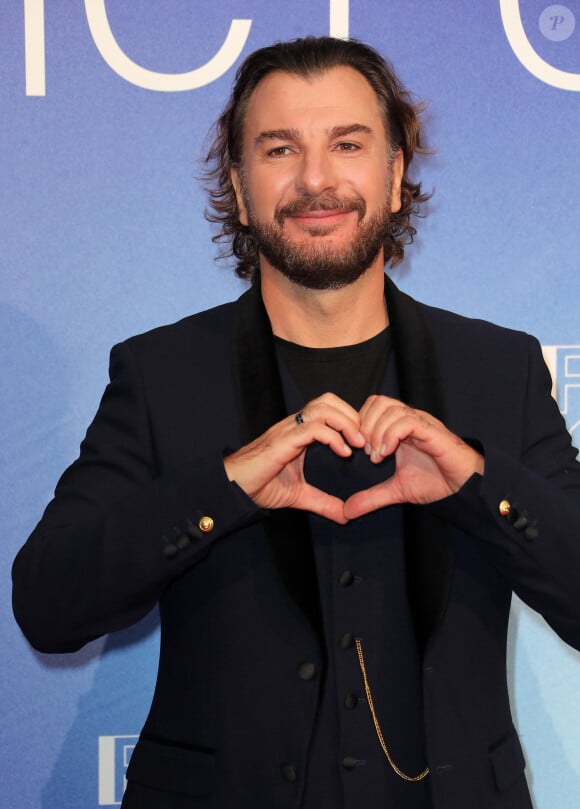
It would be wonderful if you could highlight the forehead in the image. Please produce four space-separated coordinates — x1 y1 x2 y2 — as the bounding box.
242 66 386 141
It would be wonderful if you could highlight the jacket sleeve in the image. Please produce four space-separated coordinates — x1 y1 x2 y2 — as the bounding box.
12 341 260 654
431 335 580 650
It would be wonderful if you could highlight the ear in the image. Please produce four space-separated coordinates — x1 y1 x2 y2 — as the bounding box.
389 149 404 214
231 166 249 227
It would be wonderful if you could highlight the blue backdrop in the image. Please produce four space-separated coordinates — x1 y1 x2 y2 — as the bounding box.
2 2 579 806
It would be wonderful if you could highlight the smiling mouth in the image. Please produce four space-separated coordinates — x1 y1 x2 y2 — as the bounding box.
289 209 353 225
276 195 366 226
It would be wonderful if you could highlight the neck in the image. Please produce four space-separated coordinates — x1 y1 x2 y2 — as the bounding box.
260 261 388 348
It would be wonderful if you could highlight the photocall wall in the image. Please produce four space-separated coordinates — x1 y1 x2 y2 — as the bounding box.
1 2 579 806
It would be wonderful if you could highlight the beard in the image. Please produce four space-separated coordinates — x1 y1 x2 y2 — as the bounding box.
246 192 393 291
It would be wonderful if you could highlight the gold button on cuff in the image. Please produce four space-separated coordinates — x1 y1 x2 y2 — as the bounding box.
198 516 214 533
499 499 511 517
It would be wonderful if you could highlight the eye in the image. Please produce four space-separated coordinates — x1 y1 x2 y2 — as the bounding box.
267 145 293 157
334 141 360 152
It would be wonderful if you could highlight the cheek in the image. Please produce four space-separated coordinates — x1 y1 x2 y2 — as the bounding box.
348 163 390 203
245 172 293 217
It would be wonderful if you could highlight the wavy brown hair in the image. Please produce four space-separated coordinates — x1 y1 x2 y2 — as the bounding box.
204 36 430 280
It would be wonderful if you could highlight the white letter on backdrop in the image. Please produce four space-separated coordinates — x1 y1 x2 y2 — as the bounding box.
500 0 580 91
329 0 350 39
24 0 46 96
84 0 251 91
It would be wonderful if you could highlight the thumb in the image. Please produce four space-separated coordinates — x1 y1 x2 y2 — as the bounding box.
343 478 402 520
299 484 350 525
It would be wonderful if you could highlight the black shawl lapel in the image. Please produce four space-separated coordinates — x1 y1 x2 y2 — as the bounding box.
385 274 454 652
232 278 287 439
232 279 322 635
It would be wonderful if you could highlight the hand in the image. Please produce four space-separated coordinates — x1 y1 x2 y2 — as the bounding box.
343 395 484 520
224 393 365 524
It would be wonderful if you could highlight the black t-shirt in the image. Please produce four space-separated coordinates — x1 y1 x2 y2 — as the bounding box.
274 327 392 411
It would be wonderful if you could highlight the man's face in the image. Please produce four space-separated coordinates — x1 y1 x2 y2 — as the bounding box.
231 66 404 290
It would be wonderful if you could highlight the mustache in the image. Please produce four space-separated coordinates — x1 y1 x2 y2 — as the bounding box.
275 194 366 225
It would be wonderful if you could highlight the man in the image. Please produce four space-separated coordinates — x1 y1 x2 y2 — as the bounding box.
12 36 580 809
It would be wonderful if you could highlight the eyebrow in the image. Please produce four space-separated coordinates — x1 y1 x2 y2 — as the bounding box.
329 124 373 138
254 128 300 145
253 123 373 147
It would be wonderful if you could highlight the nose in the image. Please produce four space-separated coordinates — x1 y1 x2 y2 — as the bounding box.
295 147 337 197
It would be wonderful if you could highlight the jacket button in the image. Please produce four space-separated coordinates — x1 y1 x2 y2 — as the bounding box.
342 756 361 770
513 515 528 531
339 570 354 586
297 662 316 680
280 762 297 782
340 632 355 649
498 499 511 517
163 543 178 558
198 516 214 533
525 525 538 541
344 693 358 709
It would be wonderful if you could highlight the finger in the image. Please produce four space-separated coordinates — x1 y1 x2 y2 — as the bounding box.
303 393 363 436
359 401 418 460
291 420 359 458
364 406 443 463
359 393 409 422
293 403 365 450
372 410 421 456
343 478 402 520
358 395 410 438
309 391 361 422
297 484 349 525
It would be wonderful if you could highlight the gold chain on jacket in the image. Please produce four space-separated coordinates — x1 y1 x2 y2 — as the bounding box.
355 638 430 782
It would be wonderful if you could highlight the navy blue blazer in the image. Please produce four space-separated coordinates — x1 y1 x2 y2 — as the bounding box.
12 277 580 809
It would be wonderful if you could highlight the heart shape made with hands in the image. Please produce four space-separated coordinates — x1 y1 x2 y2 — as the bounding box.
224 395 483 525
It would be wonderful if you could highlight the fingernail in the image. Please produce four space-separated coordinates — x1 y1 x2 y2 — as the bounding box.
379 443 387 456
365 442 371 455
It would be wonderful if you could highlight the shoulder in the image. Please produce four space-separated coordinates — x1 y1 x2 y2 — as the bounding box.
420 300 534 351
388 280 546 405
100 300 240 392
100 299 244 422
419 301 544 392
390 276 538 365
386 274 536 360
399 296 552 444
415 300 551 428
128 299 236 349
114 299 238 368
